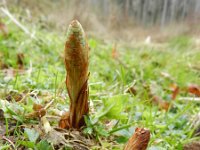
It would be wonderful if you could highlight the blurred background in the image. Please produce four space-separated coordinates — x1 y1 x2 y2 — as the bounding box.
1 0 200 43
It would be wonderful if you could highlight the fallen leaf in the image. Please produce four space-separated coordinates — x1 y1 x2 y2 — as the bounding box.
5 91 23 102
184 141 200 150
43 127 92 149
147 84 171 111
169 83 179 100
59 111 70 129
33 104 46 118
188 84 200 97
33 103 44 111
0 22 8 36
126 86 137 95
111 43 119 59
152 95 170 111
26 103 46 118
17 53 25 70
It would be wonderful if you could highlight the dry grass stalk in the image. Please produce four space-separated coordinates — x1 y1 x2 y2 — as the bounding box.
59 20 89 129
124 128 150 150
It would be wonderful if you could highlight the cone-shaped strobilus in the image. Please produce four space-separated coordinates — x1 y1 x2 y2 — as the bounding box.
59 20 89 129
124 128 150 150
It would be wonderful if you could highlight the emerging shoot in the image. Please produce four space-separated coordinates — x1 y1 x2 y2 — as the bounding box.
59 20 89 129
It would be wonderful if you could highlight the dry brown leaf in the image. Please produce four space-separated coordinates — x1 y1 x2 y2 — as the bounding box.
147 84 171 111
0 22 8 36
17 53 24 70
26 103 46 118
124 127 150 150
152 95 170 111
126 86 137 95
169 83 179 100
59 112 70 129
111 43 119 59
188 84 200 97
5 91 23 102
184 141 200 150
43 127 91 149
33 103 43 111
33 103 46 118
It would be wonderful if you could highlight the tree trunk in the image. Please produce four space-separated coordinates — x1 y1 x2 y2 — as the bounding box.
170 0 176 23
161 0 168 27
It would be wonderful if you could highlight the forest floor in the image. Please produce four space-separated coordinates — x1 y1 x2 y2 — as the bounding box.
0 11 200 150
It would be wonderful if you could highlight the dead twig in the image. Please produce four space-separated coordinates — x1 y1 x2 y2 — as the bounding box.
178 97 200 102
2 136 16 150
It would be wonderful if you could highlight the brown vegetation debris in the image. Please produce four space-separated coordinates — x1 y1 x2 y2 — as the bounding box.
17 53 25 70
0 22 8 36
0 109 6 136
43 127 93 150
126 86 137 95
0 109 4 120
151 95 170 111
145 84 171 111
26 103 46 118
169 83 179 100
111 43 119 59
184 141 200 150
33 103 46 118
59 112 70 129
5 91 23 102
0 53 9 69
188 84 200 97
124 127 150 150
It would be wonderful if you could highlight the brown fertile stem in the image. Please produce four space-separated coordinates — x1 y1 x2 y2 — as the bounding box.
124 128 150 150
61 20 89 129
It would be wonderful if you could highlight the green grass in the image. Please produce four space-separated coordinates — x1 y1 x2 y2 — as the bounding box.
0 17 200 150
